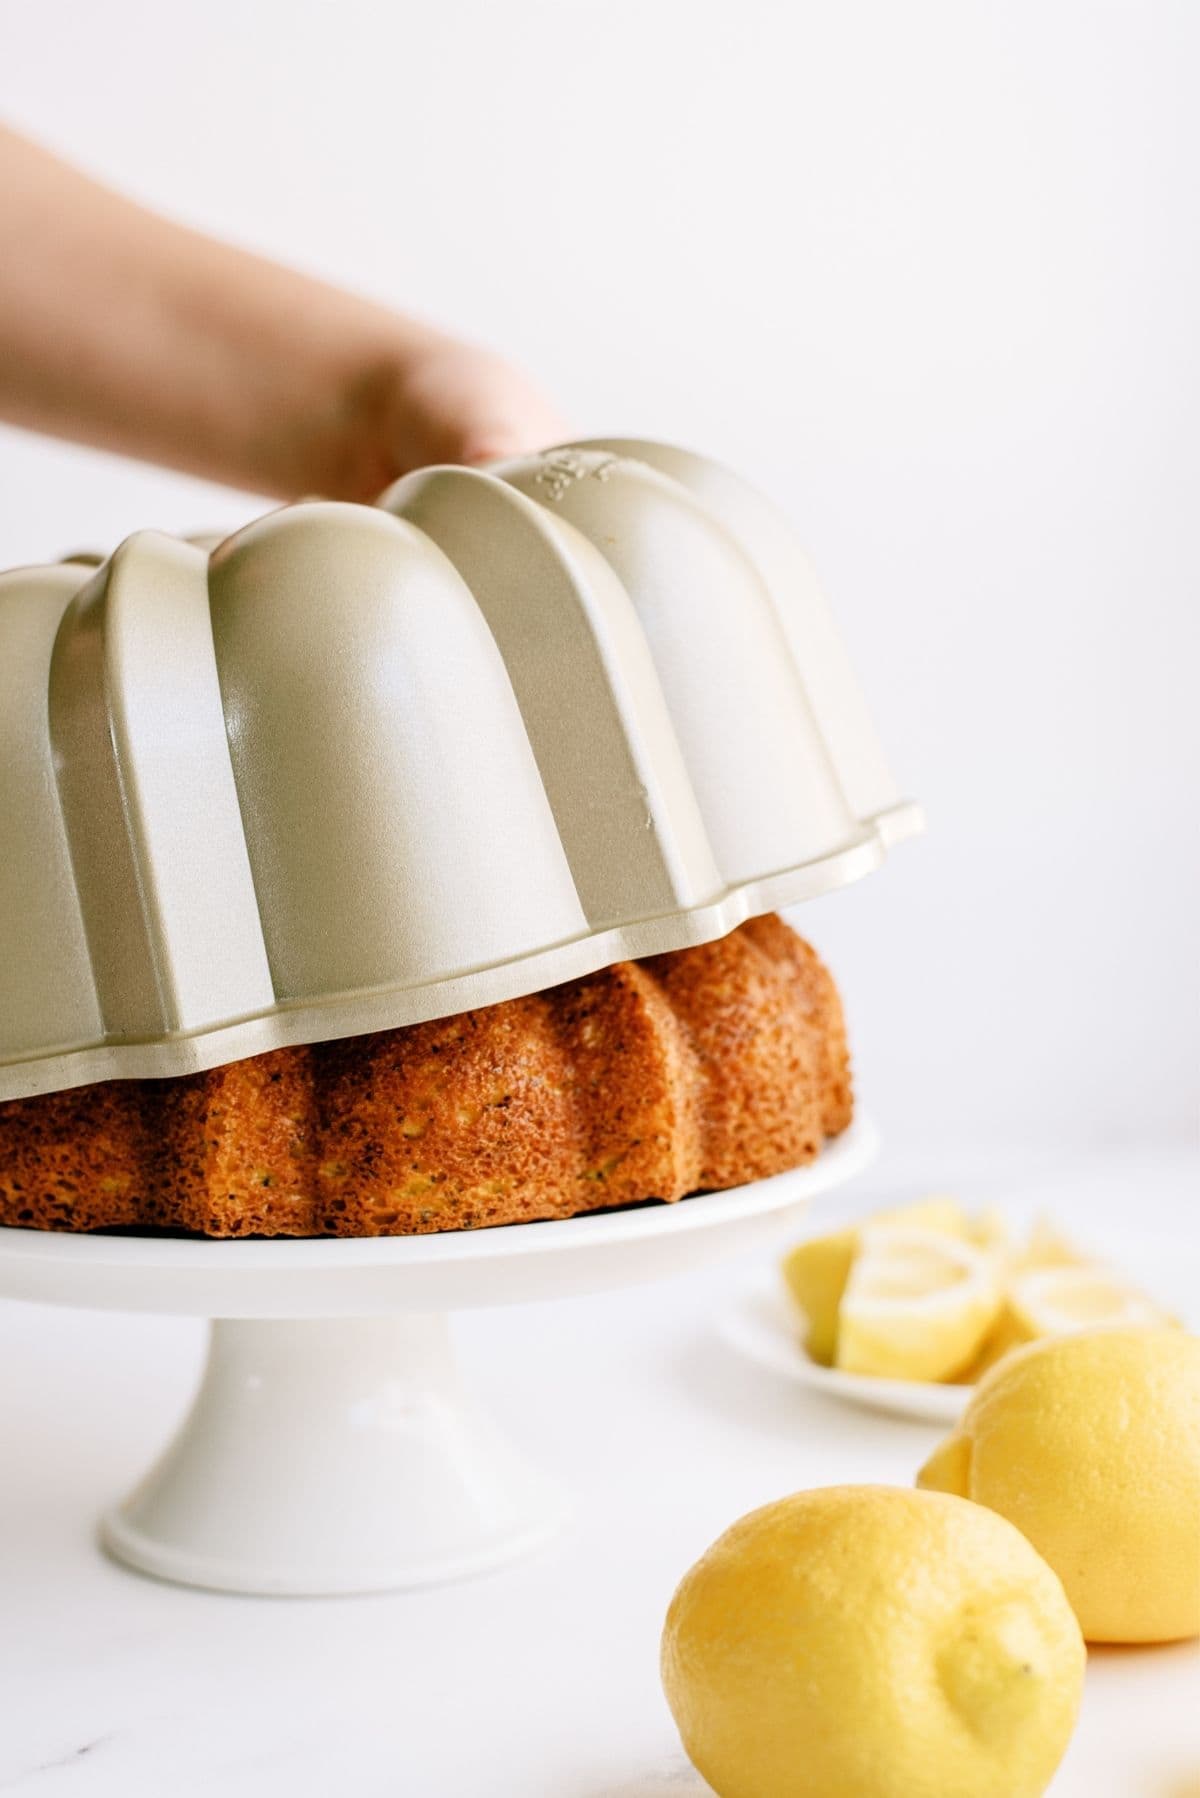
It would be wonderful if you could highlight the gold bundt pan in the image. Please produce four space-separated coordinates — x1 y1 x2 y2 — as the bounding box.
0 439 920 1102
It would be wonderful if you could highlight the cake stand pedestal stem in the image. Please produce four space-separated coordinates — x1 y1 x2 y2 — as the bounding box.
100 1313 565 1596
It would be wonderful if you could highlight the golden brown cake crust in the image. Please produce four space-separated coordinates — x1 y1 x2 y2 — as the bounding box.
0 917 852 1237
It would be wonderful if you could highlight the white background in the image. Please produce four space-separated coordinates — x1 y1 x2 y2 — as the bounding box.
1 0 1196 1149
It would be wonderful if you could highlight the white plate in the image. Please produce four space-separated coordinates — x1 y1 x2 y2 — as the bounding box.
720 1278 971 1423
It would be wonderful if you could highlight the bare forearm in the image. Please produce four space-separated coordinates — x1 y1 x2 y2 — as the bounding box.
0 129 562 498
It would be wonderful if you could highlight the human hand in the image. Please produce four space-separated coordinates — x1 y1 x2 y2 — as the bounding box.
379 333 569 478
0 128 568 500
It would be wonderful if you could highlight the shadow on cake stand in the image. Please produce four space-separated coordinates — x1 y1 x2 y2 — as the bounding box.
0 1117 876 1597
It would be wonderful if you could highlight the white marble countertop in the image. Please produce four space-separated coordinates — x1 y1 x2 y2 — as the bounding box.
1 1142 1196 1797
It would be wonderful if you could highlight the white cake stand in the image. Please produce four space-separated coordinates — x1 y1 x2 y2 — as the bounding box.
0 1118 876 1597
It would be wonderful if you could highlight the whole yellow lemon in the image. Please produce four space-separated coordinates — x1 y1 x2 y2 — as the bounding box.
661 1484 1084 1798
919 1327 1200 1643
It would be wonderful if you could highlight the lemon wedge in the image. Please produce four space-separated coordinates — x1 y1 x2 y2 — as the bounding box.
782 1197 971 1365
1012 1216 1090 1272
835 1227 1002 1382
1008 1265 1177 1337
968 1204 1009 1252
956 1306 1031 1381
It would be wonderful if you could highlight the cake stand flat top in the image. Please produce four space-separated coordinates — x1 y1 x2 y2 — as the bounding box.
0 1117 877 1317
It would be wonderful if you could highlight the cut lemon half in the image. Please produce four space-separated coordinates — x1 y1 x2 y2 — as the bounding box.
835 1228 1002 1382
1008 1266 1177 1339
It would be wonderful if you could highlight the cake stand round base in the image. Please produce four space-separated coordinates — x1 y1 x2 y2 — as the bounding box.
99 1313 565 1596
0 1117 877 1597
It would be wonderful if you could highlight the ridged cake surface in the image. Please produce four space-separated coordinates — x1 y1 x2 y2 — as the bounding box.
0 918 850 1238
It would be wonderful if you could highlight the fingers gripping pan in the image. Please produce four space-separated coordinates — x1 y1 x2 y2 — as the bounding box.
0 442 920 1100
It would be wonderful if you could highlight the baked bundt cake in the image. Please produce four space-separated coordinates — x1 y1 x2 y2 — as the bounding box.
0 915 851 1238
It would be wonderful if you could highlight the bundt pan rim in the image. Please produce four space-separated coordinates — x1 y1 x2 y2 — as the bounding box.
0 439 921 1105
0 823 915 1101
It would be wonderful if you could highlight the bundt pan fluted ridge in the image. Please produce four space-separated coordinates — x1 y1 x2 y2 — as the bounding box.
0 439 920 1104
